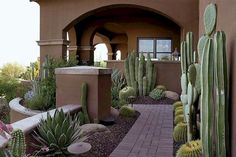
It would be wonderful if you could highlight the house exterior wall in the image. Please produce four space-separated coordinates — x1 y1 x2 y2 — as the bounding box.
199 1 236 155
36 0 199 62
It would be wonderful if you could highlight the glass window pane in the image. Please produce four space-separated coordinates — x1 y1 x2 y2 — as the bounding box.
156 39 172 52
141 52 154 58
138 39 154 53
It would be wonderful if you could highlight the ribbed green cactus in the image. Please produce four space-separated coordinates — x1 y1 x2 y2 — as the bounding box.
214 31 229 157
176 140 202 157
186 32 193 67
175 109 183 116
124 58 131 86
124 52 156 96
173 101 183 110
197 36 208 63
138 53 145 96
142 76 147 96
9 129 26 157
81 82 90 124
175 115 184 124
173 122 187 143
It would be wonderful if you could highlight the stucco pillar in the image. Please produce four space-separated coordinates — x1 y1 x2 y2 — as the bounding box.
55 66 112 121
37 39 70 64
67 46 78 59
77 46 94 65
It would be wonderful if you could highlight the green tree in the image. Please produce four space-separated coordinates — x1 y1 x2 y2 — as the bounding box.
1 62 26 78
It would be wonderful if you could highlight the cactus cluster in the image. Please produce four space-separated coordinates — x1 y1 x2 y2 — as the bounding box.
8 129 26 157
124 52 157 96
149 88 165 100
176 140 202 157
200 3 229 157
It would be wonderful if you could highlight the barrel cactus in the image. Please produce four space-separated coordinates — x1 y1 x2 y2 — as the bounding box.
173 101 183 110
176 140 202 157
175 115 184 124
173 122 187 143
175 109 184 117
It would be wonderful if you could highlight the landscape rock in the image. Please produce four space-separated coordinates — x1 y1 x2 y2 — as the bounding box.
165 91 179 101
80 124 110 137
110 107 119 118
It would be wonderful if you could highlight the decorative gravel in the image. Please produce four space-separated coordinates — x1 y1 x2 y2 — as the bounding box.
133 96 175 105
80 112 140 157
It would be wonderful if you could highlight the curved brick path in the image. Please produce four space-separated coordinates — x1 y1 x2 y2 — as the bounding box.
109 104 173 157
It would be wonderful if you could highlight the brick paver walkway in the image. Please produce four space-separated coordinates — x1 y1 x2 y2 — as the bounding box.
109 104 173 157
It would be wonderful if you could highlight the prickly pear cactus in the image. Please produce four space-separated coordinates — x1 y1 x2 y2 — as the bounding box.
204 3 217 36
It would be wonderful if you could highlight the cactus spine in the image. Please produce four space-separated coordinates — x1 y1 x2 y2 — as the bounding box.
9 129 26 157
81 82 90 124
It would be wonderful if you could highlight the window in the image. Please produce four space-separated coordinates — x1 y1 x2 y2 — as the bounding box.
138 38 172 59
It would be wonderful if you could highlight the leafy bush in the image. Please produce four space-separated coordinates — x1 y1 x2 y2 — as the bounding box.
119 105 136 117
33 109 82 156
149 88 165 100
24 56 78 111
111 69 126 108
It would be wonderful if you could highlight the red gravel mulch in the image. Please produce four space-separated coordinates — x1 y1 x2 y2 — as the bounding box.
80 112 140 157
133 96 176 105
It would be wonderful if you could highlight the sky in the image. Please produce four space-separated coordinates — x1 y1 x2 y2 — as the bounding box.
0 0 39 67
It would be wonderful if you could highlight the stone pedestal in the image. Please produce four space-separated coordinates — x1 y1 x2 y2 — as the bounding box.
55 66 112 121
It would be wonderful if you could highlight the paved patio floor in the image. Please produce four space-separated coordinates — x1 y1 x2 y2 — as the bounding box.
109 104 173 157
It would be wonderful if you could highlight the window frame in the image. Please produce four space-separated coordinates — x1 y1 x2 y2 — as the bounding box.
137 37 173 58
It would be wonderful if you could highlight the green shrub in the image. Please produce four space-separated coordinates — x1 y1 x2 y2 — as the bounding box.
33 109 82 156
119 86 136 103
119 106 136 117
111 69 126 108
149 88 165 100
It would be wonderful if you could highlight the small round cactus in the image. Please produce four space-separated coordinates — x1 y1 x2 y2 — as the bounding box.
175 109 184 117
173 101 183 110
176 140 202 157
174 115 184 124
173 122 187 143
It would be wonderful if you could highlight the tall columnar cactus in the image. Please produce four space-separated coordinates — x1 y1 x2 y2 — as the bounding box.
142 76 147 96
81 82 90 124
9 129 26 157
125 52 156 96
186 32 194 67
214 31 229 157
138 53 145 96
200 3 229 157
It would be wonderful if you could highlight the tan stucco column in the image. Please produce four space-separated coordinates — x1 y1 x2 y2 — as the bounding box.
67 46 78 59
107 53 113 60
77 46 94 65
55 66 112 121
37 39 70 64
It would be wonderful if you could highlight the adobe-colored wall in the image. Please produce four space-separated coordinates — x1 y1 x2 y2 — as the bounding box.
199 1 236 156
106 60 181 93
55 67 112 121
36 0 199 61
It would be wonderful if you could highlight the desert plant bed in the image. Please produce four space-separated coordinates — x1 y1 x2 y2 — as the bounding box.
80 111 140 157
133 96 175 105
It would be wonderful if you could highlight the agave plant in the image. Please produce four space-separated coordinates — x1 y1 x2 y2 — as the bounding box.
32 109 83 156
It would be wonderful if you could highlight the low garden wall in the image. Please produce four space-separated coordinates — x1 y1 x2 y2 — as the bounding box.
105 60 181 93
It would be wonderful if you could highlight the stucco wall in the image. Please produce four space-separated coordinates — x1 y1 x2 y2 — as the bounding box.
199 1 236 156
38 0 199 42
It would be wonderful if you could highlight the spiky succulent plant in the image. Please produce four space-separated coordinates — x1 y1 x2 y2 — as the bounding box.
32 109 82 156
173 101 183 110
176 140 202 157
175 109 184 117
175 115 184 124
